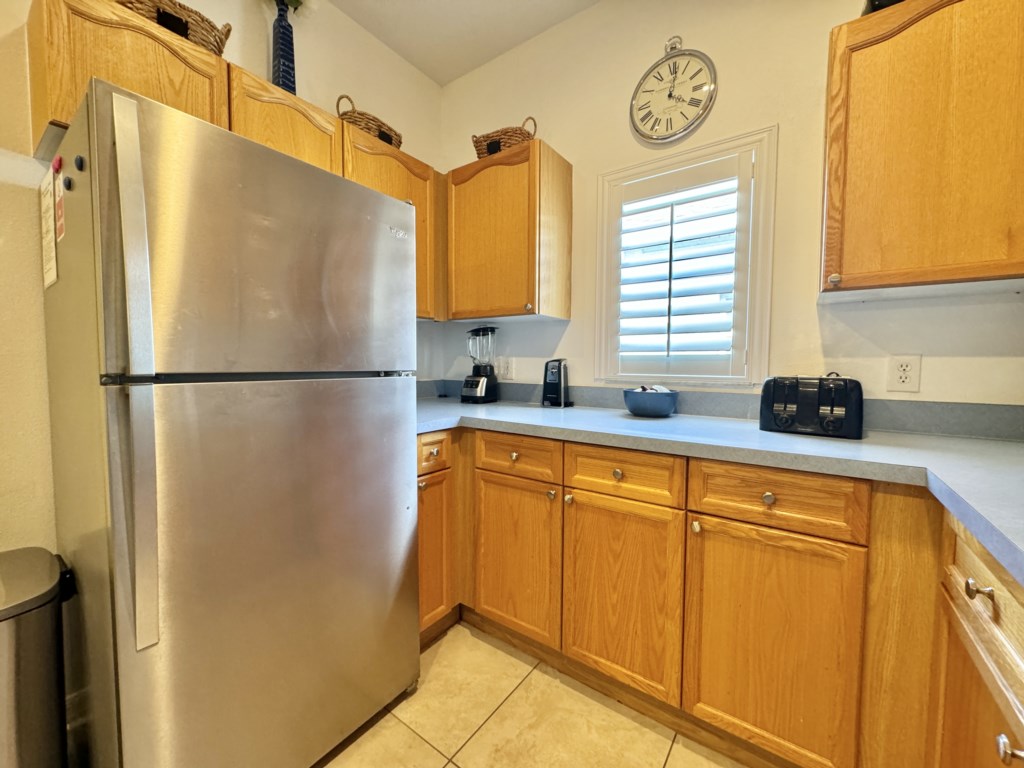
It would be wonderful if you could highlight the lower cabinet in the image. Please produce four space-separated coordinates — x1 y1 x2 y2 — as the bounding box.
683 513 867 768
939 620 1016 768
474 469 562 649
417 468 453 631
562 489 684 705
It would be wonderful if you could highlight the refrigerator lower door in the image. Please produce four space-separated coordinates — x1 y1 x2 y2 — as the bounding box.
107 377 419 767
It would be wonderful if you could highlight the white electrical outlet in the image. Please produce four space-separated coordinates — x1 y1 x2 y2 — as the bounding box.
496 356 516 381
886 355 922 393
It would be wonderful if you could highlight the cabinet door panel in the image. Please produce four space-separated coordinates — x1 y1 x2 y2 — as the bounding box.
342 125 441 319
563 490 684 705
824 0 1024 290
683 513 866 768
35 0 228 147
228 65 340 174
448 143 535 318
940 620 1016 768
417 469 453 631
475 470 561 648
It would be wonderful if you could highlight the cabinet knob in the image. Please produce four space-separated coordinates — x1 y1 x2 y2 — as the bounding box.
510 451 520 462
762 491 776 506
691 520 701 534
965 577 996 602
997 734 1024 764
827 273 842 285
429 447 440 457
524 303 533 312
547 490 556 500
612 468 624 481
564 493 574 504
417 481 427 490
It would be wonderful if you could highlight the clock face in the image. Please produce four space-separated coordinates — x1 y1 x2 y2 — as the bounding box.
630 50 717 143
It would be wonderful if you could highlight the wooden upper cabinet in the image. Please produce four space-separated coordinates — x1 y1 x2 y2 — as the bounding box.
822 0 1024 292
228 65 340 174
683 513 867 768
342 124 446 320
448 140 572 320
27 0 229 153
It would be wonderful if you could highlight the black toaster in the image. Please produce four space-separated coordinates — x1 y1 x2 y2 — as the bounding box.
759 374 863 439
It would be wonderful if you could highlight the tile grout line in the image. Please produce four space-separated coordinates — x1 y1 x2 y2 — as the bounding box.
661 732 678 768
447 658 543 764
386 713 453 765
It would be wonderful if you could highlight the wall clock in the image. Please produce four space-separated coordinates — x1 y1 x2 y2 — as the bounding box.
630 36 718 144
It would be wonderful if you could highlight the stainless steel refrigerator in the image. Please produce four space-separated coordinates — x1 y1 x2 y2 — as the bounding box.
43 80 420 768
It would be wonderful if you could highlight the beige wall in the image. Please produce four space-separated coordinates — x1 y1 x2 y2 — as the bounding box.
434 0 1024 405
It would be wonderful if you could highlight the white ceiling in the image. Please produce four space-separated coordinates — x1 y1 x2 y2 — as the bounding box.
327 0 601 86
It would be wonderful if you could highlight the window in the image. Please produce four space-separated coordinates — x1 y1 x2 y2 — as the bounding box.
597 127 776 386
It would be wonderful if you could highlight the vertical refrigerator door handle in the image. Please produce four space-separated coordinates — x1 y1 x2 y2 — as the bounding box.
111 93 156 377
127 384 159 650
113 93 159 649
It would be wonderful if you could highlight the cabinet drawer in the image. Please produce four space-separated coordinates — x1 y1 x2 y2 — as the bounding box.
475 431 562 483
417 431 451 475
687 459 870 544
564 443 685 508
947 526 1024 663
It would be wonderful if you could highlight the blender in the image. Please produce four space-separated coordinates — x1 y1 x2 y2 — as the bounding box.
461 326 499 403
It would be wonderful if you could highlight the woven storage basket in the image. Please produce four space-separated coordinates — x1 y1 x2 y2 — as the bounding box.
336 95 403 149
472 116 536 159
117 0 231 56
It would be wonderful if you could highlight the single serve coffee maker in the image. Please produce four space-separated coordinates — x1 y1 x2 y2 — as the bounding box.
461 326 499 403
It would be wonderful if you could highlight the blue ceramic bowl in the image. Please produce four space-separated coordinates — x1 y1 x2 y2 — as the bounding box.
623 389 678 418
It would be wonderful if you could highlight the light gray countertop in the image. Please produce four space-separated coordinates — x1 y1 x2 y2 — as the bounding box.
417 398 1024 584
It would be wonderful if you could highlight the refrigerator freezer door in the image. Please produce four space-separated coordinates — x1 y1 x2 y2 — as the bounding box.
91 81 415 376
107 377 419 767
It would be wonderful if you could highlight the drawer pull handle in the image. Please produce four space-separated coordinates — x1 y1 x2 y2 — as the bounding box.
564 493 574 504
996 734 1024 763
510 451 520 462
417 481 427 490
762 491 776 506
691 520 701 534
547 490 556 500
612 468 624 481
965 577 996 602
429 447 440 457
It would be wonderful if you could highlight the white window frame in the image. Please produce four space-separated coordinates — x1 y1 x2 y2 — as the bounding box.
596 126 777 388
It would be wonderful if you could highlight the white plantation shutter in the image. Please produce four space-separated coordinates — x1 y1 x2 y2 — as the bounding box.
600 135 772 384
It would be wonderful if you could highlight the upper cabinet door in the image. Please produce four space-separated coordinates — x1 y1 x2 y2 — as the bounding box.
228 65 341 175
342 124 446 320
28 0 229 152
822 0 1024 291
448 140 572 320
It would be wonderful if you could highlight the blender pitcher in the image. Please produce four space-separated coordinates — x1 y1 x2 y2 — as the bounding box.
461 326 499 403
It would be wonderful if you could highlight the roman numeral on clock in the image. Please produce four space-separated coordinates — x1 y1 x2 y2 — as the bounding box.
653 70 665 82
638 101 651 111
688 97 702 108
640 110 654 125
689 67 704 80
668 61 678 76
666 117 673 132
651 117 661 132
693 83 706 93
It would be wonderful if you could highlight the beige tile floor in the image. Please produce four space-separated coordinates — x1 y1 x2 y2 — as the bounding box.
326 623 745 768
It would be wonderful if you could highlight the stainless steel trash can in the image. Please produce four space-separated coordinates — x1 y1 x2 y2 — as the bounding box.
0 548 66 768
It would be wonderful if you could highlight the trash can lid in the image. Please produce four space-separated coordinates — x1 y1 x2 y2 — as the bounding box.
0 547 61 622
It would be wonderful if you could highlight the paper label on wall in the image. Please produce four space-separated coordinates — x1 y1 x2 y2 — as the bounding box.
54 171 66 243
39 171 57 288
